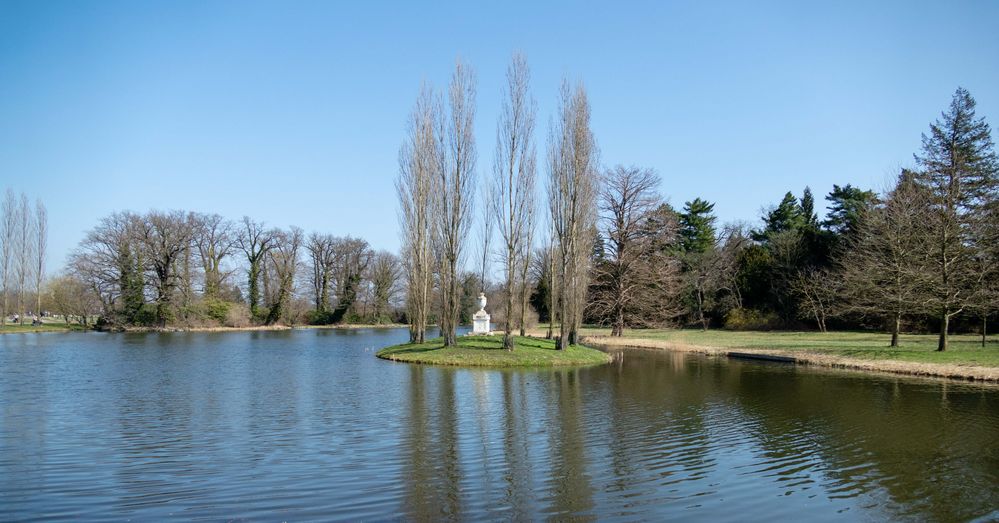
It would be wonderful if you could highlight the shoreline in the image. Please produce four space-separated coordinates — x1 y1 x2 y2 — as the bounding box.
118 323 410 333
376 335 612 367
585 335 999 383
2 323 409 335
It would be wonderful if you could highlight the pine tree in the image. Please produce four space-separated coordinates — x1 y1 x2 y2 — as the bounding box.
914 87 999 351
801 187 818 228
824 184 877 237
678 198 717 253
754 192 804 241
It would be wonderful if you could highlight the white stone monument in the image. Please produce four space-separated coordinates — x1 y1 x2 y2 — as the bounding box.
472 292 491 335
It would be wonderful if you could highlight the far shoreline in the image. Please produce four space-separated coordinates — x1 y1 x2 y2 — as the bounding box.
0 323 410 335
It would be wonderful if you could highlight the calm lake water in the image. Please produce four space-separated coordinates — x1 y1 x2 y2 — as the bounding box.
1 329 997 521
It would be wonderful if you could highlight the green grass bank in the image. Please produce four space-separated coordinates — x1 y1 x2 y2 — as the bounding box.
567 327 999 382
376 335 612 367
0 322 88 334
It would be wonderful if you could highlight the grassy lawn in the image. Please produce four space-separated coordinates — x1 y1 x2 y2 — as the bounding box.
376 335 612 367
0 322 88 334
578 327 999 367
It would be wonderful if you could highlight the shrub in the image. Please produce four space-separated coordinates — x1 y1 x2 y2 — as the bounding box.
202 299 231 324
224 303 252 328
724 308 781 331
306 310 337 325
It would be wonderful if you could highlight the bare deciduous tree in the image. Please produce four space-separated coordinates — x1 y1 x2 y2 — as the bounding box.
790 268 836 332
432 59 477 347
547 79 598 349
1 189 17 325
45 274 98 326
237 217 276 318
265 226 302 325
589 166 661 336
969 196 999 346
477 186 493 296
369 251 401 324
398 84 438 343
34 199 47 317
307 232 336 313
15 193 35 323
191 212 235 300
330 236 372 322
136 210 194 326
837 171 932 346
516 200 537 336
70 212 144 321
491 52 537 349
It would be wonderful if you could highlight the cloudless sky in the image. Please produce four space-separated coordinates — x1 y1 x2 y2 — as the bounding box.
1 0 997 273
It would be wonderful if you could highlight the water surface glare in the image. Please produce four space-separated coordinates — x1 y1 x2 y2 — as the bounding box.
1 329 997 521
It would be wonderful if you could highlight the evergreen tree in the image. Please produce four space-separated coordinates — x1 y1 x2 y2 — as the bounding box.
678 198 717 253
801 187 818 228
824 184 877 237
753 192 804 241
914 87 999 351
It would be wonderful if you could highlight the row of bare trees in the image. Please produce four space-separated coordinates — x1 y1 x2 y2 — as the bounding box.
398 54 603 351
67 210 400 328
0 188 47 326
397 60 478 347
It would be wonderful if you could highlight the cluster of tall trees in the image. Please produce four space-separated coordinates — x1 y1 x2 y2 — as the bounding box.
0 189 47 326
66 211 401 328
838 88 998 350
397 57 997 351
397 60 479 347
398 54 600 351
581 87 997 351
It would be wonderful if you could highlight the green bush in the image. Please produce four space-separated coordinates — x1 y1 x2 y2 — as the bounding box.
306 310 337 325
724 308 781 331
202 299 231 323
134 304 159 326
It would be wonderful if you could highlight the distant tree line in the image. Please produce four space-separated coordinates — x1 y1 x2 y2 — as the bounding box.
62 211 402 329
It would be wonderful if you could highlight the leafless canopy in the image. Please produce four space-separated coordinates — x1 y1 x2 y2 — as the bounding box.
589 165 663 336
397 83 438 343
491 52 537 349
547 79 598 349
432 59 477 347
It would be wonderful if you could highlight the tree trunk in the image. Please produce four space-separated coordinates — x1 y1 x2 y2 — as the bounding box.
983 315 988 348
504 268 515 351
890 313 900 347
696 289 707 331
937 310 949 352
611 305 623 337
248 261 260 317
555 290 566 350
518 285 528 337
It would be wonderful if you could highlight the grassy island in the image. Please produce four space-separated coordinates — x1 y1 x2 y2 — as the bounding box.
376 335 612 367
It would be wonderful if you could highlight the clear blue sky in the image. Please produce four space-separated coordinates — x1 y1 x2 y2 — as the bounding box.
2 0 997 273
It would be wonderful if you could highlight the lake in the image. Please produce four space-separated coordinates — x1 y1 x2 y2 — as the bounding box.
1 328 997 521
